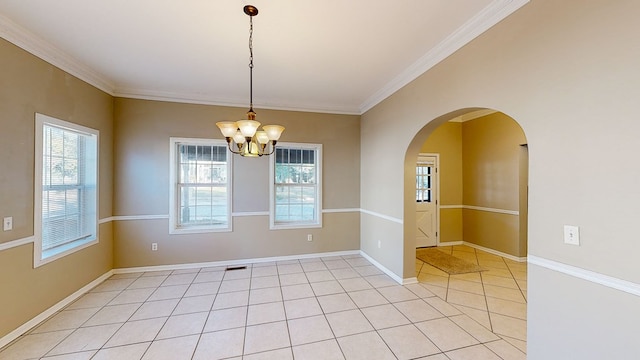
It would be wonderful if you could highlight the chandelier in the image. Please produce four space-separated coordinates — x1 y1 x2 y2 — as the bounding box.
216 5 285 157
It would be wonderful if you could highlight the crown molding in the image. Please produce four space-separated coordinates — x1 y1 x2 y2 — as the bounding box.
0 13 115 95
359 0 530 114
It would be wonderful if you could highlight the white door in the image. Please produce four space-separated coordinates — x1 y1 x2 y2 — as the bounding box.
416 155 437 248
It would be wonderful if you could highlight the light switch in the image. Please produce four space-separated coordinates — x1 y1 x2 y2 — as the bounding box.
564 225 580 245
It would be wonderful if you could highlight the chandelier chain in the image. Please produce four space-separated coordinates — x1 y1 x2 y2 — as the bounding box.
248 15 254 110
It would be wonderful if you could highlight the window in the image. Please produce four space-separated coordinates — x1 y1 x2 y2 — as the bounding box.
169 138 232 233
270 143 322 229
34 113 99 266
416 164 432 202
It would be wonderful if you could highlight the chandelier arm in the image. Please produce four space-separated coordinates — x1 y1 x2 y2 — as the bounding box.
224 138 244 155
261 140 279 156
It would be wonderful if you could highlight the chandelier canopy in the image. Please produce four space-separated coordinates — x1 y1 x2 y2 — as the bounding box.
216 5 285 157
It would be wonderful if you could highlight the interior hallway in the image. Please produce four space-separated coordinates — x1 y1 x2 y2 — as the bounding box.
0 248 526 360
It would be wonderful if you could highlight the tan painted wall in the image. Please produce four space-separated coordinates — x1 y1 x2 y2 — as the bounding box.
462 113 526 256
361 0 640 356
113 98 360 268
0 39 113 338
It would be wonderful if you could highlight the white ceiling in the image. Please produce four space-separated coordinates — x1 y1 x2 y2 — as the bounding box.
0 0 527 115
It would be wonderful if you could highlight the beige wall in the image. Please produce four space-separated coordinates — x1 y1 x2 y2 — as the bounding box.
113 98 360 268
362 0 640 357
0 39 114 338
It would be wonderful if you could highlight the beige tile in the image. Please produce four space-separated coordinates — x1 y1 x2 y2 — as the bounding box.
338 277 373 292
448 278 485 295
279 273 309 286
446 344 502 360
110 273 142 280
377 285 419 303
485 339 526 360
184 281 220 297
317 293 357 313
84 303 141 326
244 321 290 355
490 313 527 341
218 278 250 293
127 275 167 289
379 324 440 360
446 289 488 311
243 348 293 360
310 280 345 296
360 304 410 330
418 273 449 287
288 315 334 346
414 354 450 360
481 274 519 289
249 287 283 305
92 342 150 360
301 261 328 272
204 306 247 332
105 317 166 347
162 273 197 286
147 284 188 301
47 324 121 356
348 289 389 308
336 331 396 360
403 283 436 298
305 270 335 283
423 296 462 316
108 288 155 306
452 304 492 330
90 278 135 292
419 264 450 277
449 314 499 343
130 299 179 321
511 270 527 281
481 267 514 279
421 283 448 299
157 312 207 339
142 334 199 360
323 259 350 269
172 268 200 275
174 294 216 314
364 274 398 288
192 328 245 360
487 297 527 320
484 285 526 303
32 308 99 333
278 263 304 274
449 272 482 283
193 271 224 283
477 259 508 270
282 283 314 300
284 297 323 319
66 291 120 310
330 268 360 280
501 335 527 353
416 317 478 352
42 350 96 359
251 266 278 277
222 268 252 280
353 265 382 276
250 275 280 289
326 309 374 337
247 302 286 325
292 339 344 360
393 299 444 323
211 291 248 310
143 270 172 277
0 330 72 359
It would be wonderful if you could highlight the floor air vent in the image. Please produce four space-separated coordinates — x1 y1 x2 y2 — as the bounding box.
225 265 247 271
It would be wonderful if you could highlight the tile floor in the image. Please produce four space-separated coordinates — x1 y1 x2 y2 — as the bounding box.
0 245 526 359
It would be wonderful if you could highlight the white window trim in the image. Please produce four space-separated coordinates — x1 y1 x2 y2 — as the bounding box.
34 113 99 268
269 142 323 230
169 137 233 234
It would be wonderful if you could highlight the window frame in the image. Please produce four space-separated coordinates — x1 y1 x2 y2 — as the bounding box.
169 137 233 234
269 142 322 230
34 113 99 267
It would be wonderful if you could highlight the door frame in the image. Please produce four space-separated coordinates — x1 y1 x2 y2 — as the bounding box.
417 153 440 247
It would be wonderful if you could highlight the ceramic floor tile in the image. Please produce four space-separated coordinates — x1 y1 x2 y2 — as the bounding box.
287 315 334 346
322 259 350 269
347 289 389 308
47 323 121 356
419 273 450 288
251 266 278 278
353 265 383 276
242 347 293 360
192 327 245 360
377 285 419 303
83 303 141 326
279 273 309 286
336 331 396 360
278 264 304 274
204 306 247 332
484 339 526 360
246 302 286 325
447 278 485 295
162 273 197 286
501 335 527 353
249 287 283 305
66 291 120 310
90 278 136 292
156 311 207 339
310 280 345 296
345 257 371 267
211 291 248 310
446 289 488 311
445 344 502 360
184 281 220 297
416 317 478 352
222 268 252 280
127 275 167 289
250 275 280 289
91 342 150 360
422 296 462 316
130 299 179 321
281 283 314 300
452 304 492 330
218 278 250 293
108 288 155 306
284 297 323 319
0 330 73 360
147 284 188 301
32 308 100 333
301 261 328 272
449 314 499 343
174 294 216 314
364 274 398 288
41 350 96 359
193 271 224 283
490 313 527 341
292 339 345 360
486 296 527 320
484 285 526 303
104 317 166 347
449 272 482 283
338 277 373 292
317 293 357 313
141 334 199 360
243 321 290 355
378 324 440 360
305 270 335 283
172 268 200 275
360 304 410 330
325 309 374 337
393 299 444 323
481 274 519 289
422 283 448 299
330 268 360 280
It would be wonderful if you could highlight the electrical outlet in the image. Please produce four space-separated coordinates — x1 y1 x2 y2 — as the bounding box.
563 225 580 245
307 234 313 242
3 217 12 231
377 240 381 249
151 243 158 251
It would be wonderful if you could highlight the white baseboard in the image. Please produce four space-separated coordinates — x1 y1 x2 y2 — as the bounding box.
437 241 463 246
359 250 417 285
0 270 114 349
114 250 361 274
462 242 527 262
